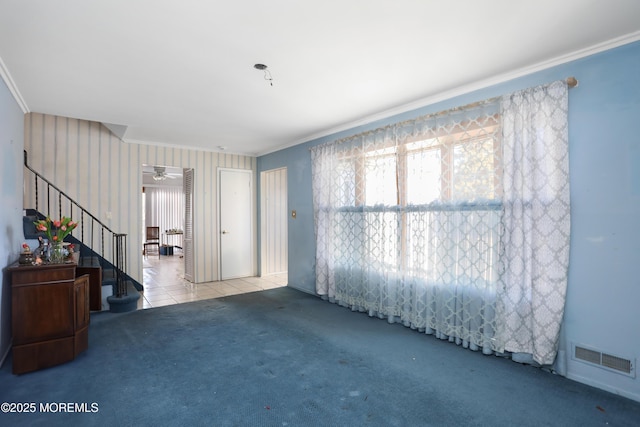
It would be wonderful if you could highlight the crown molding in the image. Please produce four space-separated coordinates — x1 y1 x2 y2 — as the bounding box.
257 30 640 157
0 56 29 113
124 138 256 157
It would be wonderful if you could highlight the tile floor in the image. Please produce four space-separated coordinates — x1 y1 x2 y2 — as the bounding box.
139 254 288 310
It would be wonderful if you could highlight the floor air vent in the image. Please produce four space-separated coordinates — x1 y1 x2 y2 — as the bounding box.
572 344 635 378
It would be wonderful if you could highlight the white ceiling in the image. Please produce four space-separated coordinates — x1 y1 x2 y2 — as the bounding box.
1 1 640 156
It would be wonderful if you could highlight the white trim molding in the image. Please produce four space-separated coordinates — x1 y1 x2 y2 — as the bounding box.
257 30 640 157
0 56 28 113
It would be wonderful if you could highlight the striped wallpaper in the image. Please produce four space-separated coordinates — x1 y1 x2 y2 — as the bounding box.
260 167 288 275
23 112 257 284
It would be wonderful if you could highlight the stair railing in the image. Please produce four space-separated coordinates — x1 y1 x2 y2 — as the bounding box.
23 150 129 297
113 233 128 297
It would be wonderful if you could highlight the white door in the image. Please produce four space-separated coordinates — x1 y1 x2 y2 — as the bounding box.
219 168 253 280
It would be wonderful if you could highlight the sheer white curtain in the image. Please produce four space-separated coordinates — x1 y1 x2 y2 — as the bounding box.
312 101 504 353
144 186 184 242
311 80 570 363
498 80 570 364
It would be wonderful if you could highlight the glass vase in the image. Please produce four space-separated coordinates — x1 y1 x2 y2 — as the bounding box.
49 242 66 264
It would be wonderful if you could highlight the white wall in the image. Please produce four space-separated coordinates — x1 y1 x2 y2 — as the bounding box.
23 113 257 284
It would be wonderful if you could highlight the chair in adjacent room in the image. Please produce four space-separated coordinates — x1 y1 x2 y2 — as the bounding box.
143 226 160 259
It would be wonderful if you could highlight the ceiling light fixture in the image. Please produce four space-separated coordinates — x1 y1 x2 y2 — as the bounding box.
152 166 168 181
254 63 273 86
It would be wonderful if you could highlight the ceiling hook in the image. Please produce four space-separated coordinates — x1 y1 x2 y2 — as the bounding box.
254 64 274 87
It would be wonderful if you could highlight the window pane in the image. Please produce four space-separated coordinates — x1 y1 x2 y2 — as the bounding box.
336 159 356 206
365 153 397 206
407 148 441 204
452 137 497 201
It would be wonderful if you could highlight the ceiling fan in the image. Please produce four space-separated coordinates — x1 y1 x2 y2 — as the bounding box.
144 166 180 181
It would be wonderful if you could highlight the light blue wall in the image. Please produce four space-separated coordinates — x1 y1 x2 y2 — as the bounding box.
258 41 640 400
0 76 25 366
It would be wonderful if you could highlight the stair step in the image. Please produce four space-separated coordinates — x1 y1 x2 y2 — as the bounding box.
23 209 47 239
106 281 140 313
101 284 113 311
78 256 101 267
102 268 116 280
23 216 44 240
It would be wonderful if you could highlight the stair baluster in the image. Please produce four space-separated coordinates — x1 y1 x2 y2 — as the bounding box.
22 150 140 312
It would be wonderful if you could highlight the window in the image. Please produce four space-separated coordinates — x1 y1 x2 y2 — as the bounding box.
313 103 504 348
406 143 441 204
339 116 501 208
312 81 571 361
328 116 502 285
365 147 397 206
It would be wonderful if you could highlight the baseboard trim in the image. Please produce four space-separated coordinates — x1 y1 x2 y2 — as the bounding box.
286 283 318 297
566 372 640 403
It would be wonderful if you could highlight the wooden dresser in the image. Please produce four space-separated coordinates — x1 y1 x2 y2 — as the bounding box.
8 262 90 374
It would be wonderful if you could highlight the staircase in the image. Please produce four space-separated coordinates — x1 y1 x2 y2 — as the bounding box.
22 151 142 313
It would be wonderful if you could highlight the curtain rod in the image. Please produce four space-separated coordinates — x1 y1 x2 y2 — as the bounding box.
451 77 578 116
312 77 579 149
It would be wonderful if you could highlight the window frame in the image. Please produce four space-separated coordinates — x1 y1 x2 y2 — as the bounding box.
333 114 502 276
343 114 502 208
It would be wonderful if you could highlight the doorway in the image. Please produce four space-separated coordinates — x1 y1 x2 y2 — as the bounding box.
141 164 185 273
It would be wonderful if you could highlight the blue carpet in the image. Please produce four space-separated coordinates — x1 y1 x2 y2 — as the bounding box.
1 287 639 426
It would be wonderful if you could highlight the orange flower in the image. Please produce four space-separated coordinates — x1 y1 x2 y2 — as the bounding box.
33 216 77 244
